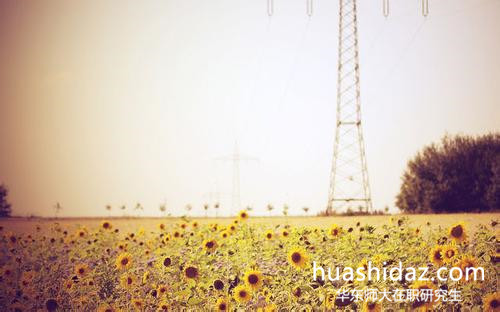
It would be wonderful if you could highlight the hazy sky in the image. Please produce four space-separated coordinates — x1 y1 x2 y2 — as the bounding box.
0 0 499 217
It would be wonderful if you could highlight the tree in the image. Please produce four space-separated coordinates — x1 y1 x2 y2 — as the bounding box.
302 206 310 215
266 204 274 216
159 203 167 216
185 204 192 216
203 203 209 218
396 133 500 213
0 184 12 217
214 202 220 218
54 202 62 218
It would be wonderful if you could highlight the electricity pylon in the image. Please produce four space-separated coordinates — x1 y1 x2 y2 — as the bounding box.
216 141 258 213
326 0 372 215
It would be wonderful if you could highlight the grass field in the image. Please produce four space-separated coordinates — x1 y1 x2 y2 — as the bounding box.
0 213 498 311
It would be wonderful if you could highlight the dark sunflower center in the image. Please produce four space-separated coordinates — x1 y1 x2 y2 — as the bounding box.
367 302 376 309
206 242 214 248
446 250 454 258
283 231 288 236
434 251 442 260
46 299 58 311
451 226 463 238
163 257 171 266
248 274 259 284
333 229 338 235
10 236 16 243
127 277 132 284
239 290 247 298
292 252 301 263
79 268 85 274
103 223 109 228
185 267 198 278
219 303 227 310
267 234 272 239
293 287 301 297
121 258 129 265
241 213 247 218
491 299 499 308
214 280 224 290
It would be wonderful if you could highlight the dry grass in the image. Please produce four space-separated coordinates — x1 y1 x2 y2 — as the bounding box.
1 213 497 234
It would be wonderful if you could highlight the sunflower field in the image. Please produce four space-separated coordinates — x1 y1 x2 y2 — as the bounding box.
0 213 498 311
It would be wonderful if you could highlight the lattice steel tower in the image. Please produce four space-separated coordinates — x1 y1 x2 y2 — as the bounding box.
326 0 372 214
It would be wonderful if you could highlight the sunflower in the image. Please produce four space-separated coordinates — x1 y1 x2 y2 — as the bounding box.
97 303 120 312
220 230 230 239
120 273 135 289
117 242 128 251
264 304 277 312
202 239 218 253
192 221 199 229
227 224 237 232
483 291 500 312
157 284 169 297
74 263 90 278
264 230 274 240
243 270 263 291
180 223 187 229
238 210 249 221
5 232 17 245
358 258 369 271
116 252 133 270
328 224 342 238
63 279 74 292
410 280 438 310
458 255 478 281
173 230 181 238
160 256 172 268
429 245 444 266
75 228 87 238
131 299 144 311
281 229 289 238
233 219 239 225
288 248 309 269
215 298 229 311
20 270 35 288
158 223 166 231
449 222 467 243
442 244 458 264
362 301 382 312
233 285 252 303
184 265 199 279
162 235 171 244
157 299 169 311
101 221 112 230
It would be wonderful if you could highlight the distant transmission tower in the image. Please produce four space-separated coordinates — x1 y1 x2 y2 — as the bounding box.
216 141 258 213
326 0 372 214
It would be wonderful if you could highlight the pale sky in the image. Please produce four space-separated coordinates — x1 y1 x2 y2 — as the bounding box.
0 0 499 217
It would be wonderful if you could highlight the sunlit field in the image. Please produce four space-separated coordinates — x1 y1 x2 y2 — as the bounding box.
0 213 498 311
